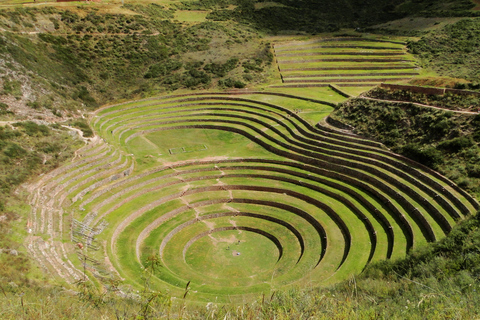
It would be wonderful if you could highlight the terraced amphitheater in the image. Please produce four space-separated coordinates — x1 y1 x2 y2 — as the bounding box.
273 37 420 94
24 90 479 302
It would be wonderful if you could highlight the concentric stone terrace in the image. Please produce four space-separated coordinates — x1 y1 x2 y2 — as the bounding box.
26 92 478 302
273 37 419 92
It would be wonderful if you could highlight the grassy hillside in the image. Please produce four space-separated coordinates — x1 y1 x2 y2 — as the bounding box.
408 18 480 87
0 121 83 213
1 1 480 319
0 5 272 117
206 0 478 34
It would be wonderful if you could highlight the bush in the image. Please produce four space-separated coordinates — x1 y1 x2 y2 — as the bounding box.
2 79 22 96
182 69 211 88
70 120 93 138
36 140 62 154
401 143 443 168
13 121 50 137
438 136 474 153
467 164 480 178
218 78 245 88
0 102 12 116
73 86 98 108
3 143 27 158
242 60 263 72
144 60 182 78
204 58 239 77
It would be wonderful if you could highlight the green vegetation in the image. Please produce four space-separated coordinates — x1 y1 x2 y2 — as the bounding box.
68 119 94 137
273 37 419 90
205 0 478 34
332 97 480 198
0 121 82 312
367 87 480 111
2 78 22 97
408 18 480 87
2 0 480 318
0 102 13 117
2 210 480 318
0 5 272 116
17 92 472 306
0 122 82 210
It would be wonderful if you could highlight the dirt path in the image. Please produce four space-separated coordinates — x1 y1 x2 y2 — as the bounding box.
0 26 161 36
0 119 52 126
61 125 99 145
140 135 161 154
359 96 480 115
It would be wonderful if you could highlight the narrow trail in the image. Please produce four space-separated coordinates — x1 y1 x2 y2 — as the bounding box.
0 120 52 126
358 96 480 115
0 26 161 36
140 135 161 154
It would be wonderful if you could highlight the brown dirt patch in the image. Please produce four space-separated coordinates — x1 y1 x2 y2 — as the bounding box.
231 250 241 256
474 0 480 10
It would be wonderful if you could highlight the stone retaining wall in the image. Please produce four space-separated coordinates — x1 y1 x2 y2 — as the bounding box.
122 114 455 232
284 72 418 78
277 52 405 57
281 66 416 71
380 83 480 97
126 123 438 245
279 58 408 63
284 78 411 83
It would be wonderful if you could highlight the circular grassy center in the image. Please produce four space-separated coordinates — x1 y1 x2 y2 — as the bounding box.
185 230 280 282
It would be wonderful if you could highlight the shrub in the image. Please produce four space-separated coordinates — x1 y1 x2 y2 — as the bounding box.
60 10 78 24
144 60 182 78
438 136 474 153
467 164 480 178
26 101 40 110
243 74 253 81
39 33 67 45
242 60 263 72
2 79 22 96
70 120 93 138
218 78 245 88
401 143 443 168
204 58 238 77
73 86 98 108
13 121 50 137
3 143 27 158
0 127 20 140
36 140 62 154
0 102 12 116
182 69 211 88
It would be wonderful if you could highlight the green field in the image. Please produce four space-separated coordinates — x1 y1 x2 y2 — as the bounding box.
20 32 478 303
1 0 480 317
272 36 422 92
174 10 208 22
25 89 478 303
